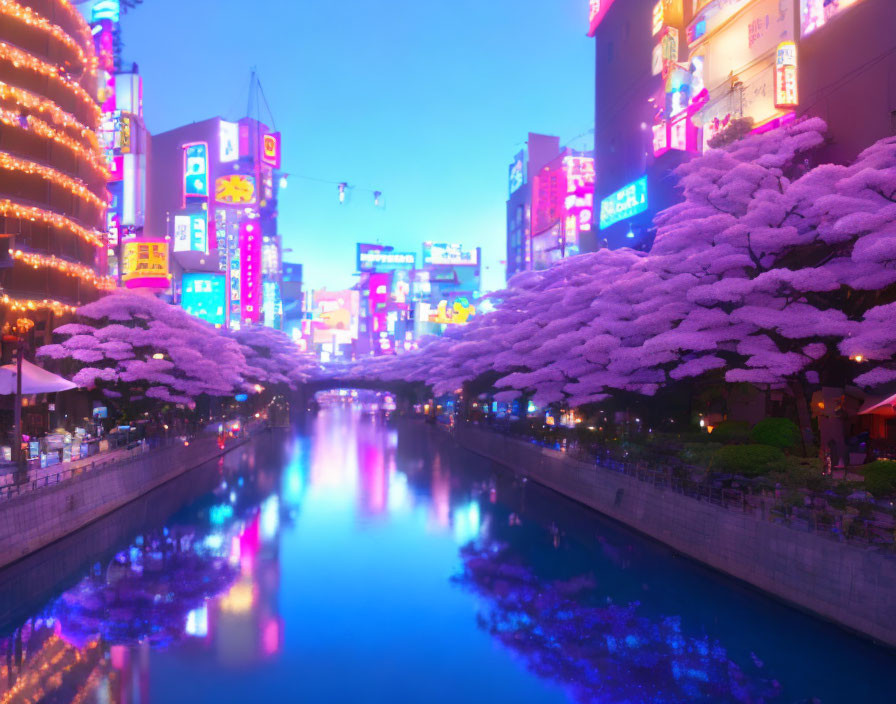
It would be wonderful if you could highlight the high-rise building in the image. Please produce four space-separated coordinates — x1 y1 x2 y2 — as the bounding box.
146 117 284 329
505 134 593 279
589 0 896 249
76 1 151 287
0 0 109 342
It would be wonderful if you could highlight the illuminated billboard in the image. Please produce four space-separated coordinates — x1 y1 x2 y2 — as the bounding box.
173 213 208 253
531 160 566 235
122 239 170 289
367 273 392 355
427 298 476 325
183 143 209 199
312 289 359 345
216 174 256 205
801 0 862 36
587 0 617 37
262 132 281 169
423 243 479 266
219 120 239 163
775 42 798 109
508 150 525 196
182 273 225 326
240 222 262 323
357 244 415 271
599 177 648 230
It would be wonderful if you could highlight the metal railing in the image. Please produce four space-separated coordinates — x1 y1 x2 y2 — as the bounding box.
461 420 896 551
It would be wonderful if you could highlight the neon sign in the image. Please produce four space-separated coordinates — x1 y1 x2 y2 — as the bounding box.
183 143 209 199
428 299 476 325
216 174 256 204
800 0 863 37
173 213 208 253
182 273 225 326
599 177 648 230
122 239 170 289
509 150 525 196
240 222 262 323
775 42 798 109
262 132 281 169
587 0 617 37
358 249 416 270
423 243 479 266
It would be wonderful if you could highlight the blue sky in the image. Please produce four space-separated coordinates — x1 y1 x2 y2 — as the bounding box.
123 0 595 293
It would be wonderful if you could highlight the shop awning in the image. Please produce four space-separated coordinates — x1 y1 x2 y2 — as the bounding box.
0 359 78 395
858 393 896 418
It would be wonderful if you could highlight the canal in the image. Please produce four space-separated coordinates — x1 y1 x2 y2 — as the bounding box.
0 407 892 703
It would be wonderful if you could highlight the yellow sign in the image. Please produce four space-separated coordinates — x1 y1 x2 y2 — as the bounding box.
119 114 132 154
215 174 256 204
122 239 170 288
428 299 476 325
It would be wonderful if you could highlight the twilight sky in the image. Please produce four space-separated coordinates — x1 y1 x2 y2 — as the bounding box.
123 0 595 293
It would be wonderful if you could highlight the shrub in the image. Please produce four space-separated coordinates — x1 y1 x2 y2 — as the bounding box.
710 420 752 445
862 460 896 498
712 444 786 476
750 417 801 450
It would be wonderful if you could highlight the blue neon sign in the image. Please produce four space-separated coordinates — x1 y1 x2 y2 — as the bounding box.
599 177 648 229
182 273 226 326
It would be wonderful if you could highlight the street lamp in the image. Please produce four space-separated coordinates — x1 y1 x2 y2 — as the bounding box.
2 317 34 469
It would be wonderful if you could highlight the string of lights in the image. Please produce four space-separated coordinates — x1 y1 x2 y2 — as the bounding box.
10 248 115 290
0 292 78 314
0 107 107 177
55 0 96 51
0 198 104 247
0 41 101 127
0 150 108 210
0 0 95 75
0 81 100 150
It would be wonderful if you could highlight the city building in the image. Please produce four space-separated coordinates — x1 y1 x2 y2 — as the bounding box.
413 242 481 338
281 261 303 341
506 133 594 279
146 116 284 329
354 244 416 356
0 0 109 341
589 0 896 249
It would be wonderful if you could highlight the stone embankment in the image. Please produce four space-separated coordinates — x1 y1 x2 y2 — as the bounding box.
449 422 896 647
0 431 257 570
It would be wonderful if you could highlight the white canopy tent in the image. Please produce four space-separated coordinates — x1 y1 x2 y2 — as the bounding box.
0 359 78 395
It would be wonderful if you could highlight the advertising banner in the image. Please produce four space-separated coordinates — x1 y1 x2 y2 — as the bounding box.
183 143 209 199
599 177 648 230
423 243 479 266
173 213 208 253
240 221 263 323
122 239 170 289
181 273 225 326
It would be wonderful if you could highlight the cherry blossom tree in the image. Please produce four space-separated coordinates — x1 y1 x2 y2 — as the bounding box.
38 290 251 410
226 325 319 391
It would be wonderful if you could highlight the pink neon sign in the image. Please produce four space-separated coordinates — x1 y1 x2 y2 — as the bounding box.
587 0 617 37
240 221 262 323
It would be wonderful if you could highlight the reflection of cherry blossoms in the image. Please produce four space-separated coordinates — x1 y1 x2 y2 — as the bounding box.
454 542 782 704
48 539 237 649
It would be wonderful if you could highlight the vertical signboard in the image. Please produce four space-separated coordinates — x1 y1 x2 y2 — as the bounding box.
219 120 239 163
173 213 208 253
261 132 281 169
775 42 798 108
183 143 209 200
240 221 262 323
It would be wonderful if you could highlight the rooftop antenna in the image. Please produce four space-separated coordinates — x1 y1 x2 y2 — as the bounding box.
245 68 278 130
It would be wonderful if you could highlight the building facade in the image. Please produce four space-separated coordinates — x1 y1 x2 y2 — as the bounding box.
589 0 896 249
0 0 109 343
146 117 284 330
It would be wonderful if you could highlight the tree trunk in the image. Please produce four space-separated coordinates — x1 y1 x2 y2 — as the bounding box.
790 379 814 456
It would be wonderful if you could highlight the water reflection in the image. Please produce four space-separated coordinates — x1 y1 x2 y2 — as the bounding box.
0 409 891 703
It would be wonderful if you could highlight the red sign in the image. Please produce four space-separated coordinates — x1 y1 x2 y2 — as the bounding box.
588 0 617 37
531 161 567 236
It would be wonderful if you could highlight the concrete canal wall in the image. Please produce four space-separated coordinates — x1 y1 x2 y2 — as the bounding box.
0 433 255 571
451 423 896 647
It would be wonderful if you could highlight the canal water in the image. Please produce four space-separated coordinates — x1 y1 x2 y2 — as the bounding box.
0 408 892 703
